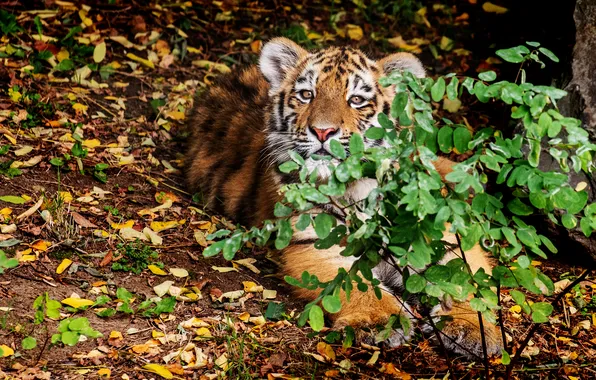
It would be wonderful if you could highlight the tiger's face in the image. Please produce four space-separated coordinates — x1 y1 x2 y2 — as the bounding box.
259 38 425 179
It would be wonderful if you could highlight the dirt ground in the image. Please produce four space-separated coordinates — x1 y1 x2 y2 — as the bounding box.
0 1 595 379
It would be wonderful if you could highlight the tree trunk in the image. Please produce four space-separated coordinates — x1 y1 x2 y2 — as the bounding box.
544 0 596 264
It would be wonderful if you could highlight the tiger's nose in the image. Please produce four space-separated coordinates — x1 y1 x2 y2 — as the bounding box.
309 126 338 142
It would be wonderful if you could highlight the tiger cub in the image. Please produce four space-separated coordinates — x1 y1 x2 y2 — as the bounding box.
186 38 503 358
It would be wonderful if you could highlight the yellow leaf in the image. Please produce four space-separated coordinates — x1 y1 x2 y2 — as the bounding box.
316 342 336 361
94 229 111 238
142 364 173 379
510 305 521 313
148 264 167 276
387 36 422 53
31 240 51 252
19 254 37 262
59 191 73 203
165 111 185 121
0 208 12 216
263 289 277 299
110 220 134 230
211 266 238 273
97 368 111 377
195 327 212 337
238 312 250 322
126 53 155 69
14 146 33 156
8 87 22 102
93 41 106 63
346 24 363 41
243 281 263 293
152 330 165 338
56 259 73 274
57 48 70 62
110 36 134 48
83 139 101 148
169 268 189 278
191 60 231 74
62 297 94 308
109 331 123 340
72 103 89 115
482 2 508 14
0 345 14 357
233 258 260 274
150 220 179 232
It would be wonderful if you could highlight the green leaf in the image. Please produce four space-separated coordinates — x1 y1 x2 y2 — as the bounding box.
308 305 325 331
517 255 530 269
478 70 497 81
446 77 459 100
96 308 117 318
222 233 242 260
203 240 225 258
561 213 577 229
507 198 533 216
329 140 346 159
501 350 511 365
61 331 80 346
390 92 409 119
365 127 385 140
295 214 311 231
0 195 26 204
531 302 553 323
68 317 90 331
538 47 559 62
431 77 446 102
279 161 299 173
275 219 293 250
437 126 454 153
496 45 530 63
264 302 286 320
314 213 335 239
453 127 471 154
405 274 426 293
274 202 293 217
349 133 365 155
22 336 37 350
322 295 342 313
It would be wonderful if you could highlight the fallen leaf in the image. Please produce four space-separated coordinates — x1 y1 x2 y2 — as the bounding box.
154 281 174 297
142 364 173 379
0 195 26 205
317 342 336 361
150 220 179 232
71 211 98 228
233 258 260 274
0 345 14 357
143 227 163 245
110 220 134 230
97 368 111 377
56 259 73 274
16 197 43 220
243 281 264 293
62 297 94 309
211 266 238 273
14 146 33 156
31 240 51 252
346 24 363 41
191 60 230 74
148 264 167 275
93 41 106 63
127 53 155 68
482 2 508 14
263 290 277 299
169 268 189 278
120 227 148 241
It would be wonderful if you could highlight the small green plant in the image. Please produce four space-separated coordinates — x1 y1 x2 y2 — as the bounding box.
0 9 22 35
112 241 161 274
33 292 62 323
51 317 102 346
0 250 18 274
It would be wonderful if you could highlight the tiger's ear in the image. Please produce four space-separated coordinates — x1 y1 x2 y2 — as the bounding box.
259 37 308 92
378 52 425 78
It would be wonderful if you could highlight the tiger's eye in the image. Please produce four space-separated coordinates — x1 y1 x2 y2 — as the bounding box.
349 95 365 106
299 90 313 100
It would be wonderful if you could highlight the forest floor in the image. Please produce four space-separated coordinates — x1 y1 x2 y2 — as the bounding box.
0 1 595 379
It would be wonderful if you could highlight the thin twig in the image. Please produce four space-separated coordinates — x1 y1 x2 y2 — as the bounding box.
496 283 508 353
505 268 591 379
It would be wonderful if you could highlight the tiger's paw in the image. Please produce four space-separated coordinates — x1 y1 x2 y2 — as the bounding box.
429 311 503 359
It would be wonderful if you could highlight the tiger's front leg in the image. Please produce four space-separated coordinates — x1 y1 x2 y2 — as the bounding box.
281 237 414 347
